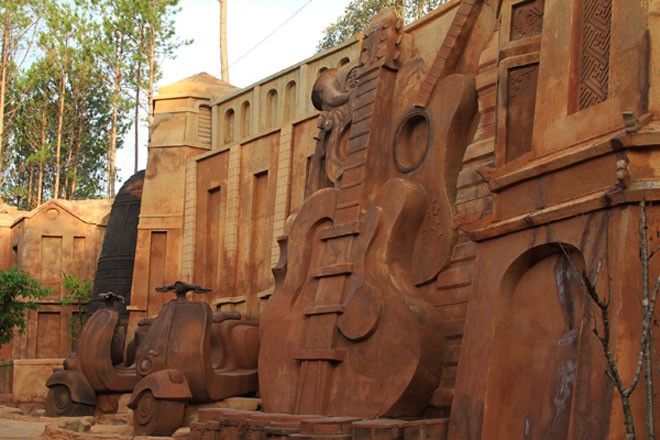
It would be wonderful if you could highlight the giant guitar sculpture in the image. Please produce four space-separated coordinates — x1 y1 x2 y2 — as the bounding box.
259 8 478 418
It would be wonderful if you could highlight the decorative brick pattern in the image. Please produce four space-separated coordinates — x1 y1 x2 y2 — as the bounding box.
578 0 612 110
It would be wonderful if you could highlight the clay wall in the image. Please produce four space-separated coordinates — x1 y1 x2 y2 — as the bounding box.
0 199 110 402
128 39 364 329
128 74 237 322
174 3 463 321
127 0 660 437
448 0 660 438
9 200 110 361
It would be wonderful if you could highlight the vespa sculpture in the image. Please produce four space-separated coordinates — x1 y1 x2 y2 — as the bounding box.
45 282 259 437
128 281 259 436
45 292 139 417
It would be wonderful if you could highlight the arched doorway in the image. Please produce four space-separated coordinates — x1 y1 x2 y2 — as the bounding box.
483 245 609 439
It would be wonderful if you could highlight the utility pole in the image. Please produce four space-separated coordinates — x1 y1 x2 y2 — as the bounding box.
219 0 229 82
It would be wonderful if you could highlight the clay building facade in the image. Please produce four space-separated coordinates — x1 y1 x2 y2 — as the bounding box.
0 198 110 403
127 39 362 323
19 0 660 437
129 0 660 437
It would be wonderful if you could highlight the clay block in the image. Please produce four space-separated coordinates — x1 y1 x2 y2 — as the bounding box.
351 419 406 440
298 416 360 435
401 419 448 440
189 421 207 440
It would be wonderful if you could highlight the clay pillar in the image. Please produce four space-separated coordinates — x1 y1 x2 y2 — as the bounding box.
128 73 235 331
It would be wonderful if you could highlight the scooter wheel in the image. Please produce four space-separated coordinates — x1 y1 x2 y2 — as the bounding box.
45 385 94 417
132 390 185 436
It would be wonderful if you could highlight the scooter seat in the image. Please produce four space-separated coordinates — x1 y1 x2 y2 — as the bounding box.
212 311 241 323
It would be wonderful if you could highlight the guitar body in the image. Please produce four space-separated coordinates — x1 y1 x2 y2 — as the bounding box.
259 7 477 419
260 179 445 417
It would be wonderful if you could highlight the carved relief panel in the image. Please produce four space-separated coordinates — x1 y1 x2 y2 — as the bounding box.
510 0 544 41
495 0 544 166
531 0 645 154
576 0 612 111
259 7 479 419
496 54 540 164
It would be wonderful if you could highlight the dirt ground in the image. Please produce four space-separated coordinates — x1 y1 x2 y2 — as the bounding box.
0 418 48 439
0 396 259 439
0 406 49 439
0 404 195 439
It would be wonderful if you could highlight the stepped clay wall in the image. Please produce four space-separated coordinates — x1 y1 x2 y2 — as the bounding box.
128 0 660 438
127 37 363 326
451 0 660 438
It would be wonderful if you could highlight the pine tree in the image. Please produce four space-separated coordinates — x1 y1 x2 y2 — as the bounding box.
317 0 448 52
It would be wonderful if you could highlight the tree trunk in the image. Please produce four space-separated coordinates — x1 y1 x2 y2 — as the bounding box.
0 13 10 174
37 113 45 206
147 30 156 131
109 90 118 197
62 136 74 199
219 0 229 82
107 13 125 199
69 122 83 199
27 166 33 209
133 23 145 176
622 393 636 440
108 45 123 198
134 67 141 175
54 70 66 199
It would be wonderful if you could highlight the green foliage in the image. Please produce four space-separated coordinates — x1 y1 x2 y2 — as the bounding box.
61 273 93 343
1 0 187 205
0 266 50 348
317 0 448 52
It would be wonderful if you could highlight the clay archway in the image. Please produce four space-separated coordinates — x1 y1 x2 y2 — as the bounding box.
482 243 609 439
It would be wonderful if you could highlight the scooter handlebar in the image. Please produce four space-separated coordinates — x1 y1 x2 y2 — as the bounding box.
98 291 125 306
155 281 212 298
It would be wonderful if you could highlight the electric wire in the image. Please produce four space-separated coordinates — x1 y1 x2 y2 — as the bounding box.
227 0 315 70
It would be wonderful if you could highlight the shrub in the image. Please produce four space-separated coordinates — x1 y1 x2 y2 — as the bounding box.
0 266 50 348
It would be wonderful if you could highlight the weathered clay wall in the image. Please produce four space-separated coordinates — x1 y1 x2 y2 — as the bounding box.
0 199 111 402
129 0 660 437
449 0 660 438
127 74 234 321
128 38 365 331
9 199 110 361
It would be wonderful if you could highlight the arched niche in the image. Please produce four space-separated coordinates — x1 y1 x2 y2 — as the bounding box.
223 108 235 144
483 243 610 439
240 100 251 138
284 81 297 123
337 57 350 67
265 88 279 129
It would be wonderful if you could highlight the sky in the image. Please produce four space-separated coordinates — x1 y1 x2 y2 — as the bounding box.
115 0 354 186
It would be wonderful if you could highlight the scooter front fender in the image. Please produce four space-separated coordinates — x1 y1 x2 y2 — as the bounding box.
45 369 96 406
127 369 192 408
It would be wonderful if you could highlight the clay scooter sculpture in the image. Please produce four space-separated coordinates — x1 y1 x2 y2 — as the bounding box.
128 281 259 436
45 292 139 416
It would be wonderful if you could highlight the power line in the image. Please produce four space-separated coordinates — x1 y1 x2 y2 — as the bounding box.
228 0 315 70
